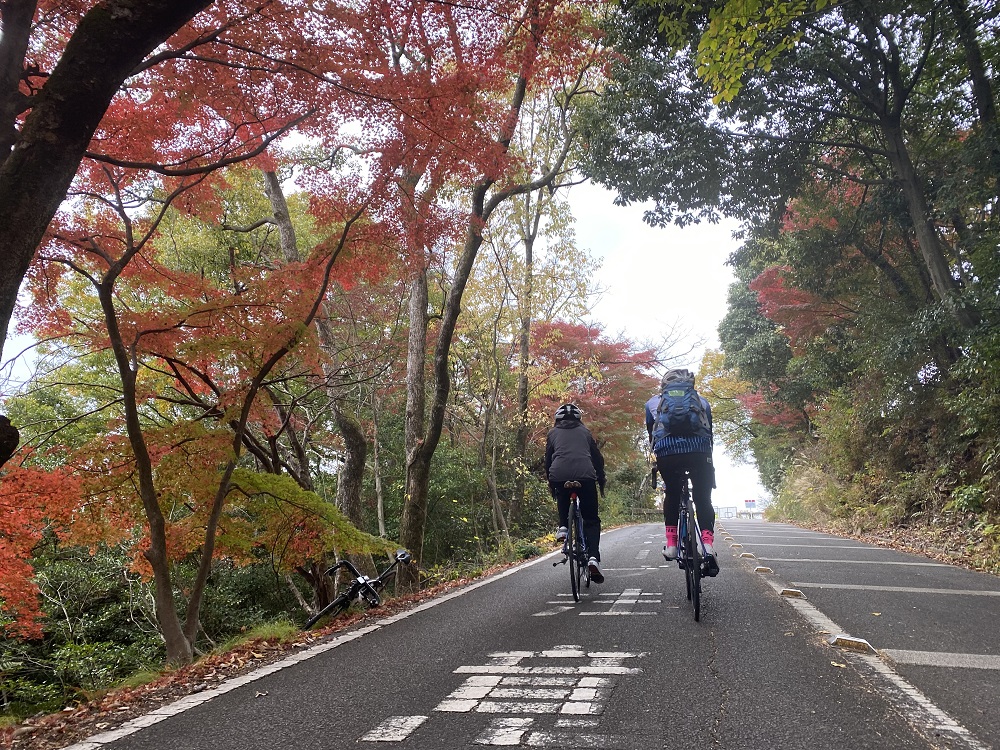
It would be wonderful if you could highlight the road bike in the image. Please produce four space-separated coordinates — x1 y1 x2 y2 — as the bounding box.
674 471 718 621
303 549 412 630
552 480 591 601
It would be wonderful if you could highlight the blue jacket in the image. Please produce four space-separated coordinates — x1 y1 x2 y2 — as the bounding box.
645 392 713 456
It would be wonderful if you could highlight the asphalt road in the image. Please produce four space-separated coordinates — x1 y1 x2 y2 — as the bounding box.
66 519 1000 750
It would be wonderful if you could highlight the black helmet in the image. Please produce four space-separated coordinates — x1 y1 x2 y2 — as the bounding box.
554 403 582 422
661 368 694 388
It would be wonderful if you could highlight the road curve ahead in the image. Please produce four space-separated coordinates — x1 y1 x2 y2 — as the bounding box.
63 520 997 750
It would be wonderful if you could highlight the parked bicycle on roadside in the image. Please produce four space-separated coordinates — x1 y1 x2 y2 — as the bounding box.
303 549 412 630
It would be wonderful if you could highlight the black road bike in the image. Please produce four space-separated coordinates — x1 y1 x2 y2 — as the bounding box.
674 472 718 621
303 549 412 630
552 480 591 601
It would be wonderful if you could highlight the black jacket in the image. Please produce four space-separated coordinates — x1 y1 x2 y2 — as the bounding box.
544 420 606 487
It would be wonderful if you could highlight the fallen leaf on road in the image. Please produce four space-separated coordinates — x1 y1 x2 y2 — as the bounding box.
831 662 847 668
255 691 268 698
871 612 881 616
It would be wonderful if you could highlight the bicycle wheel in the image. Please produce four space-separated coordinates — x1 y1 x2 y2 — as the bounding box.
681 513 693 601
568 512 581 602
578 514 591 590
303 590 354 630
685 502 702 622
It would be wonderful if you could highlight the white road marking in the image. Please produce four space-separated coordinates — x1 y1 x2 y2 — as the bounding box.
758 575 988 749
792 582 1000 596
361 715 428 742
883 651 1000 670
474 718 534 745
726 533 832 539
454 664 642 675
534 605 575 616
555 717 600 728
63 545 655 750
525 730 622 747
579 611 659 616
477 701 561 714
758 558 950 567
437 646 644 725
536 590 660 617
736 543 875 548
636 549 650 560
580 588 660 616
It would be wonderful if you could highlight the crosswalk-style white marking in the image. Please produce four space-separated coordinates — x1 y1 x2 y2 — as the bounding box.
580 588 660 616
533 605 574 617
360 715 428 741
437 646 642 716
534 589 661 616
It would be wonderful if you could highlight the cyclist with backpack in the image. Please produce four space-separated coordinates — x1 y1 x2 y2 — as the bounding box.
545 403 607 584
645 369 718 571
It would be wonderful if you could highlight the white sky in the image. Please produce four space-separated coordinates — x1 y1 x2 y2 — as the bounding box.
568 182 770 509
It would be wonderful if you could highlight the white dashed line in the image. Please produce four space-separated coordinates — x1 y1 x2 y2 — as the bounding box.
883 650 1000 670
792 582 1000 596
756 558 950 566
757 574 988 749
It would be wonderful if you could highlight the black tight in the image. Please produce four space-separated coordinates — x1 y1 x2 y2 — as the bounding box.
551 479 602 561
656 452 715 534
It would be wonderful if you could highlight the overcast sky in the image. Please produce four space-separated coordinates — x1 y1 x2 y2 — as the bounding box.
567 182 770 509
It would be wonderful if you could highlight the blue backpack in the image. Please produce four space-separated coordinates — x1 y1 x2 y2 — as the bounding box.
654 376 710 439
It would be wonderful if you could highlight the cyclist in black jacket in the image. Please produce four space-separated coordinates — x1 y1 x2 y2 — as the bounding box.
544 403 606 583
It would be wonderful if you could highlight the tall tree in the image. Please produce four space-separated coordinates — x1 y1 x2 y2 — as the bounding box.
583 0 995 328
393 0 601 578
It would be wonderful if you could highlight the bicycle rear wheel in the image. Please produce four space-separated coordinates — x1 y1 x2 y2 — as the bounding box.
684 503 702 622
681 513 693 601
568 511 581 602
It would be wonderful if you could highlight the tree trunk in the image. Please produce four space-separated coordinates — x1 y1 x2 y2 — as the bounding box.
265 170 373 572
371 396 388 537
397 270 430 587
98 282 192 664
945 0 997 128
333 403 374 576
513 228 535 526
395 0 565 586
0 0 213 360
881 121 979 328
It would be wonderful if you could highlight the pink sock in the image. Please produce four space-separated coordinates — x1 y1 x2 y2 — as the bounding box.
701 529 714 544
665 527 678 546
